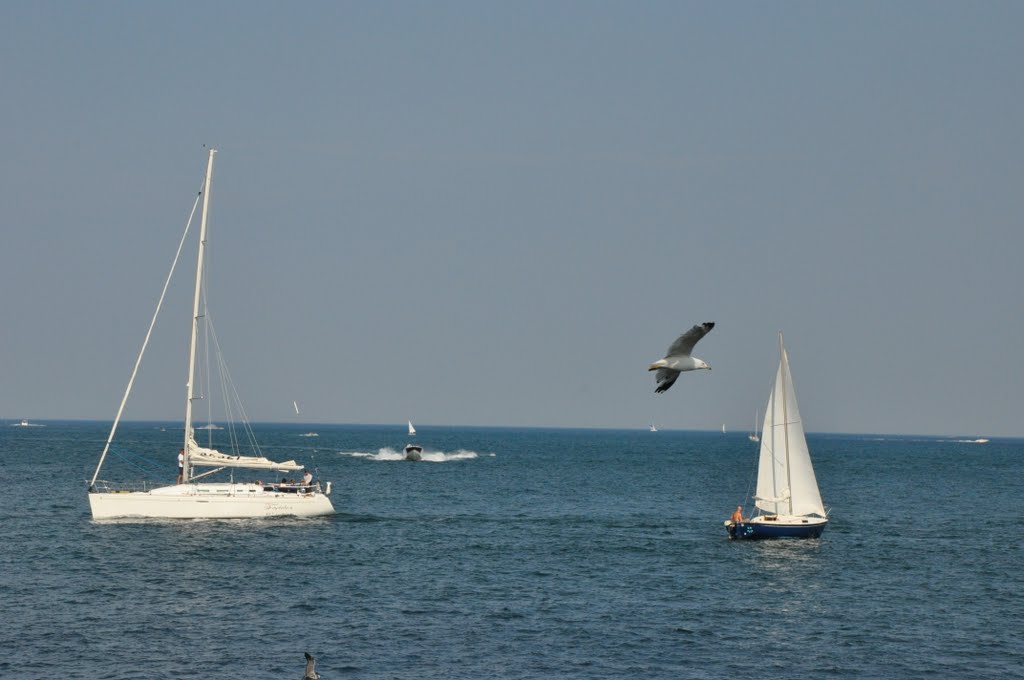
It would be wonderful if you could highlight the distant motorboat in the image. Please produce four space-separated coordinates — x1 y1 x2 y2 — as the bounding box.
197 423 223 430
404 444 423 462
12 419 43 427
299 432 319 438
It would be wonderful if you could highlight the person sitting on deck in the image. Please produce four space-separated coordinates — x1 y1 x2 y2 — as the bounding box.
730 505 745 523
302 469 313 487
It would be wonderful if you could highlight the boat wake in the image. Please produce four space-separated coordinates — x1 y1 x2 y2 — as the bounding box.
865 437 989 444
339 448 486 462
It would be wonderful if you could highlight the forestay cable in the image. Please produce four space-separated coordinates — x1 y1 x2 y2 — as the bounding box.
88 189 203 489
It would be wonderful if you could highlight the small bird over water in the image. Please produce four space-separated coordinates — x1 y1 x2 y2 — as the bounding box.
649 322 715 393
303 651 320 680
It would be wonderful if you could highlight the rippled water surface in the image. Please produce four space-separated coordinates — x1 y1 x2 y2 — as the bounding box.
2 423 1021 678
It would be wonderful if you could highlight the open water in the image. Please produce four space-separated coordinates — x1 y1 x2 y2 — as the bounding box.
1 422 1021 679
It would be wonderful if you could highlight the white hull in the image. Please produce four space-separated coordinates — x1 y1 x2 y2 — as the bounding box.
89 483 334 519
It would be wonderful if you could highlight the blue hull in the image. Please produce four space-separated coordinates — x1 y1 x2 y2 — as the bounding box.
727 520 826 540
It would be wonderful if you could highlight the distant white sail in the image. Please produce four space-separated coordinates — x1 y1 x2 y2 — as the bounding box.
408 420 416 436
293 400 300 415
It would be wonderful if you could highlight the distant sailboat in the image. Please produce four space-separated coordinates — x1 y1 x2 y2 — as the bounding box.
748 410 760 442
721 423 726 434
408 420 416 436
293 400 300 415
726 333 828 539
649 423 658 432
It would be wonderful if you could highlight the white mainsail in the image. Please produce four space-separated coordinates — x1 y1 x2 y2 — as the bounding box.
187 438 302 471
754 338 825 518
408 420 416 436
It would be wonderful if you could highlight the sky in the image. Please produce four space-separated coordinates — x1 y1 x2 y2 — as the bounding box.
1 2 1021 437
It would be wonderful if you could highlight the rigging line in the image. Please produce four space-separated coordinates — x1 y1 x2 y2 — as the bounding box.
89 189 204 489
207 315 263 459
107 445 166 478
200 242 214 446
206 313 242 456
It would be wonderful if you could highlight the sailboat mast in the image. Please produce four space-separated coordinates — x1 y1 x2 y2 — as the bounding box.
779 331 793 515
183 148 216 482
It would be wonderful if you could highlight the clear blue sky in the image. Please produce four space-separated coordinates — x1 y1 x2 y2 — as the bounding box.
1 2 1021 436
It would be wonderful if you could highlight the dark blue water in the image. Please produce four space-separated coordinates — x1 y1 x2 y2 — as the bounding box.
2 422 1022 678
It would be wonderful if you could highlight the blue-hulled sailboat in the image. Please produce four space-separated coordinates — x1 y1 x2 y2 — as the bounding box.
726 333 828 539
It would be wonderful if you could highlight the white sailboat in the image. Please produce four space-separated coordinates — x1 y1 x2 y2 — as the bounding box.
726 333 827 539
649 422 658 432
748 410 760 442
407 420 416 436
87 150 334 519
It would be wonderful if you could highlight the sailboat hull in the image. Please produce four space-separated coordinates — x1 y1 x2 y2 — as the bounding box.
726 516 827 540
89 483 335 520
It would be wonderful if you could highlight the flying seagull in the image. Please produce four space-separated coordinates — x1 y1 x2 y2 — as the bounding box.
302 652 320 680
649 322 715 393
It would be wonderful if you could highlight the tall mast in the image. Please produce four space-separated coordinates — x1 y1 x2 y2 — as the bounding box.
779 331 793 515
183 148 216 482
